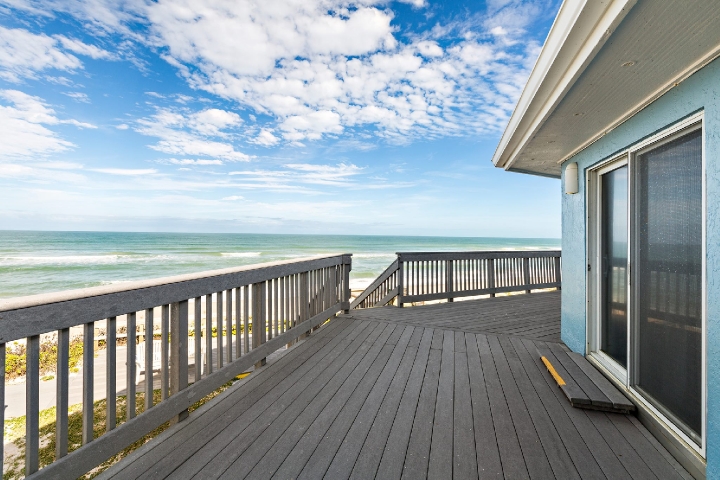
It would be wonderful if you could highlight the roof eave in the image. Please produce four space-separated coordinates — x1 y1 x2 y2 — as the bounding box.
492 0 637 173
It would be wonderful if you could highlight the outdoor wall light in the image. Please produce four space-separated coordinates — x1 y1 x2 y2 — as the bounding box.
565 162 578 194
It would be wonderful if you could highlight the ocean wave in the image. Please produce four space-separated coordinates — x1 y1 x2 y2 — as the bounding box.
220 252 262 258
353 253 397 259
0 254 171 266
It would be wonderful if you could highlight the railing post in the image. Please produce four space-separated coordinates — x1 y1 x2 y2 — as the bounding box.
397 255 404 308
342 255 352 313
554 255 562 290
170 300 188 424
446 260 454 303
488 258 496 297
523 257 531 294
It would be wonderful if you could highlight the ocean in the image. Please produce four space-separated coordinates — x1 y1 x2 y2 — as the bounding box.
0 231 560 299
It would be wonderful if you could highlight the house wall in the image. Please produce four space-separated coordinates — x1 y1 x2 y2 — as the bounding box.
560 56 720 474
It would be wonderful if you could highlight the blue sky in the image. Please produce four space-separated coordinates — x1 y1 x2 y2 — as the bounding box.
0 0 562 237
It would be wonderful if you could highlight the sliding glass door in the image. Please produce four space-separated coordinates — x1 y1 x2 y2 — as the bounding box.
633 129 703 442
600 164 628 368
591 121 704 449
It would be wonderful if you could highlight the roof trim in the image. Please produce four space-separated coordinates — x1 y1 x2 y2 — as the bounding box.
492 0 636 171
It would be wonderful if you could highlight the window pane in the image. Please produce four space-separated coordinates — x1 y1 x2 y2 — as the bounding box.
635 128 702 439
601 165 628 367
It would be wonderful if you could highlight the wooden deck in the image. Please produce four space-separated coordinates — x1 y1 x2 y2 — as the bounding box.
101 292 691 479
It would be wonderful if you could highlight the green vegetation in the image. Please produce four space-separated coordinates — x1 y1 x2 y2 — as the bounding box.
2 376 245 479
5 337 83 381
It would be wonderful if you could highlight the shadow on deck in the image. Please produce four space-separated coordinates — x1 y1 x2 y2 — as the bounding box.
100 291 691 479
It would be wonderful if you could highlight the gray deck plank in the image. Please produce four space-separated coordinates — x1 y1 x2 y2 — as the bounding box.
516 337 632 480
303 326 415 479
176 321 392 479
611 413 689 480
108 317 356 479
102 293 692 480
584 410 658 480
213 323 399 480
496 335 582 480
401 347 442 480
264 326 413 480
452 333 478 480
464 333 503 479
505 336 606 480
627 416 695 480
373 328 434 480
566 352 634 410
547 344 613 409
427 330 454 479
326 327 418 479
475 334 529 480
486 335 555 480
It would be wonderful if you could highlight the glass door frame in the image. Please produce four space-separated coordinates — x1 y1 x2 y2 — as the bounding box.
586 111 706 456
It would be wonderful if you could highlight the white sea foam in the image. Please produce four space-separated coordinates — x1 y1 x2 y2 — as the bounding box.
0 255 123 265
353 253 396 259
0 254 172 266
220 252 262 258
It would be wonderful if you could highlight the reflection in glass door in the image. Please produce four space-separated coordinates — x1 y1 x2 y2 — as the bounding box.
600 165 628 368
633 129 703 442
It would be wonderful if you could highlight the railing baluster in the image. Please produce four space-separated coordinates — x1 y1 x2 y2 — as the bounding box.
235 289 241 360
82 322 94 445
26 335 39 475
127 312 136 420
106 316 117 432
145 308 154 410
56 329 69 459
0 343 4 468
244 285 250 354
195 297 202 382
216 292 223 369
205 295 212 375
161 305 169 401
226 289 232 362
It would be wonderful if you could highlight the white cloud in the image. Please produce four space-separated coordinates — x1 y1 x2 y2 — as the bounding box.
54 35 115 59
222 195 243 201
0 26 116 82
3 0 550 145
229 162 363 188
0 89 95 158
140 0 544 142
251 129 280 146
91 168 158 175
116 123 129 130
160 158 224 166
135 107 251 161
0 26 81 81
63 91 90 103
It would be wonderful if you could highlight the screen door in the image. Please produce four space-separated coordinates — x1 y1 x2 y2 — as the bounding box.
632 128 703 441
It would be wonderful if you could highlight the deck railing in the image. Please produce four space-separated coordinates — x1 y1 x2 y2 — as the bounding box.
0 254 351 479
352 250 561 308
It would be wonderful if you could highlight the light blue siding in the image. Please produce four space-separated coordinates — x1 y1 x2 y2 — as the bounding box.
560 56 720 475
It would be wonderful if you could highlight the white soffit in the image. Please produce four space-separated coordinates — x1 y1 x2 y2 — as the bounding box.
492 0 720 178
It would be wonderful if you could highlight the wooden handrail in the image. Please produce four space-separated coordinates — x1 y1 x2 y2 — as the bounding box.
2 254 352 479
353 250 561 309
350 259 399 309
